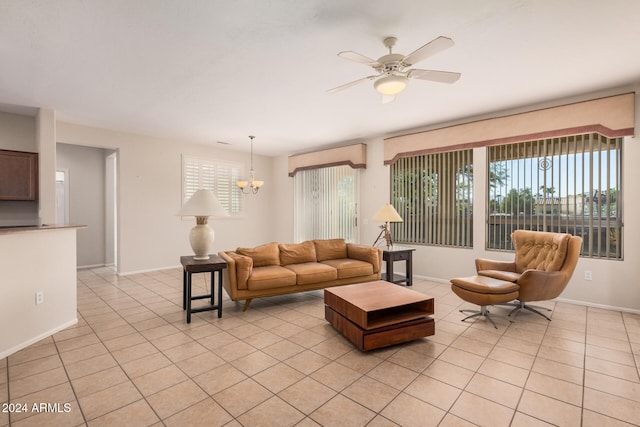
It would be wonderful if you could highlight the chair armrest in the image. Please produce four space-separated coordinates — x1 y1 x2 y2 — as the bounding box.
347 244 382 274
475 258 516 273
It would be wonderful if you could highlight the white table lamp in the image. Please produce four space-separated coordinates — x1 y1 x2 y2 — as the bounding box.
178 189 229 260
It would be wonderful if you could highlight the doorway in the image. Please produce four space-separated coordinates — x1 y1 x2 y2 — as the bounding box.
105 152 117 268
56 144 118 270
55 168 69 224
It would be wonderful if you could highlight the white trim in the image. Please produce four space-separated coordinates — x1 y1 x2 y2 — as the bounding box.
77 263 106 270
0 318 78 359
556 297 640 315
414 274 450 284
117 265 182 276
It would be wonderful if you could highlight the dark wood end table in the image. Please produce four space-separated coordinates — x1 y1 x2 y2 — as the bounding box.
181 254 227 323
382 246 416 286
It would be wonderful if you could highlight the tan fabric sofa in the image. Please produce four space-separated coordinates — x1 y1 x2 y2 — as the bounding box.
219 238 382 310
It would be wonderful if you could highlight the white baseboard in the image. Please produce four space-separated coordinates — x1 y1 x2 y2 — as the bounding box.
117 265 181 276
0 318 78 360
414 274 450 285
77 263 105 270
556 297 640 315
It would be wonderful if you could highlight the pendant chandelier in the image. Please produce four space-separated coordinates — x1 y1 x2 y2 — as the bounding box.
236 135 264 194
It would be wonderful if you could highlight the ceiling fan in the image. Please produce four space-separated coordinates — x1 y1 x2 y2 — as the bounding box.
327 36 461 103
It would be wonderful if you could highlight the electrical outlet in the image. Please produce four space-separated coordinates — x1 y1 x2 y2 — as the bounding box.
584 270 592 281
35 291 44 305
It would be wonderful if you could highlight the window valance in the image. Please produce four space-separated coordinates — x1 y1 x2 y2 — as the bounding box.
384 92 635 165
288 143 366 177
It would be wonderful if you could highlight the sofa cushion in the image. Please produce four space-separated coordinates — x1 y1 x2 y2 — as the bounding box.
321 258 374 279
314 238 348 261
247 266 296 291
237 242 280 267
279 241 317 265
283 262 337 285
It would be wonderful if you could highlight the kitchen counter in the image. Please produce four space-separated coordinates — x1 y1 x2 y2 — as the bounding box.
0 225 85 358
0 224 86 235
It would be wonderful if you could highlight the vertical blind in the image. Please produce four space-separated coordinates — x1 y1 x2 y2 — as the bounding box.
391 149 473 247
294 165 359 242
182 155 243 215
487 134 622 259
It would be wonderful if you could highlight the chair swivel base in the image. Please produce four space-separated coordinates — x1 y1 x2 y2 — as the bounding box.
499 301 553 321
459 306 506 329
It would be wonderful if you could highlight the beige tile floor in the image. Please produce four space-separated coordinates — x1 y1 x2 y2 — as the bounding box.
2 267 640 426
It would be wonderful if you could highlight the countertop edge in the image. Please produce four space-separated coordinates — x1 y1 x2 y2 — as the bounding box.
0 224 88 235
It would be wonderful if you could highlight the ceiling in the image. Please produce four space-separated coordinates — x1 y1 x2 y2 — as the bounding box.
1 0 639 156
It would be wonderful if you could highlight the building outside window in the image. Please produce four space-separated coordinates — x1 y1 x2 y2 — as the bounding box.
487 134 622 259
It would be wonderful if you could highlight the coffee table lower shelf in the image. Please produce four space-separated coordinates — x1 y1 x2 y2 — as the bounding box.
325 305 435 351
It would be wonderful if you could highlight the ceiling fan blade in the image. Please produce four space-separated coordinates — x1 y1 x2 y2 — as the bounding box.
402 36 455 66
407 69 461 84
382 94 395 104
337 51 382 68
327 75 378 94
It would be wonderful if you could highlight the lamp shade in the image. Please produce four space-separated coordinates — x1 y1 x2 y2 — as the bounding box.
178 189 229 218
372 204 403 223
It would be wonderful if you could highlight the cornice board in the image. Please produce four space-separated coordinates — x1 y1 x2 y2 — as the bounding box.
384 93 635 165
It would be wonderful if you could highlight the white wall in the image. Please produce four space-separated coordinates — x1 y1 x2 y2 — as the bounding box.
37 108 56 225
105 152 117 266
0 228 78 359
56 143 107 267
0 111 35 151
56 122 277 274
270 155 295 243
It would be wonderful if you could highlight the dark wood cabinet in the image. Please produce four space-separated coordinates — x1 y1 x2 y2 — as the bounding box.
0 150 39 201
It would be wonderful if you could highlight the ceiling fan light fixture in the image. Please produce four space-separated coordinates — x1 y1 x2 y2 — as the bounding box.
374 75 408 95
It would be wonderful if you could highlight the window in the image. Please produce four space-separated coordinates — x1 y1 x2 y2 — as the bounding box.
294 165 359 242
391 149 473 247
487 134 622 259
182 155 243 215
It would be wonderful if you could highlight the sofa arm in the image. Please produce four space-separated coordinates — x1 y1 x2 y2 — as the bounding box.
347 243 383 274
219 251 253 291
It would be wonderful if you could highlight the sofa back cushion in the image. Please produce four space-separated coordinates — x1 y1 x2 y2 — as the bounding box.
512 230 571 273
236 242 280 267
314 238 347 261
279 241 317 265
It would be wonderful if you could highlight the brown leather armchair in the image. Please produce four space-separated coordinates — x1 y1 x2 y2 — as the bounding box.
476 230 583 320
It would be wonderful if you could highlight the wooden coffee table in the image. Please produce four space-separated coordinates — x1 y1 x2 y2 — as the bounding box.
324 280 435 351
